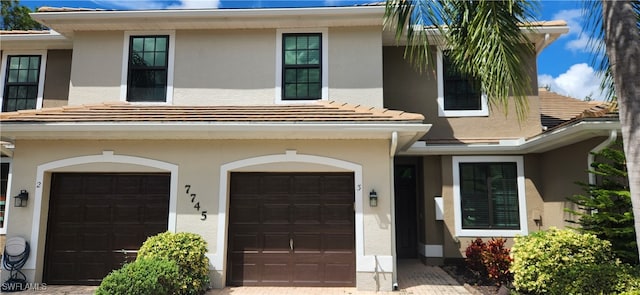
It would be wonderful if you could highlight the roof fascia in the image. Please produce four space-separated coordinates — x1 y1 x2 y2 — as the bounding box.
0 31 72 49
381 25 569 53
0 122 431 150
401 120 620 155
31 6 385 36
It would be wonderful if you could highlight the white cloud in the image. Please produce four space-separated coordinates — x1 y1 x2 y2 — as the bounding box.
92 0 220 10
168 0 221 9
538 63 608 101
552 9 598 53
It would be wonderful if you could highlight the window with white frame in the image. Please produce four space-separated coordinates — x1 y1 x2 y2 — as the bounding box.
437 50 488 117
452 156 527 237
275 29 328 103
0 51 47 112
121 31 175 103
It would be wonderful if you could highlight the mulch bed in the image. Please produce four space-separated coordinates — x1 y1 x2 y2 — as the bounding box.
442 264 512 295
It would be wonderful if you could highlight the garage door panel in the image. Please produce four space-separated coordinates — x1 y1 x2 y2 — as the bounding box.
82 176 113 194
293 234 321 252
231 205 260 224
323 204 353 224
263 263 291 282
292 176 320 194
45 173 170 285
84 204 112 223
228 172 355 287
263 204 290 224
322 175 354 193
231 233 259 251
113 204 141 222
293 264 321 283
262 175 291 194
293 204 321 224
263 232 291 252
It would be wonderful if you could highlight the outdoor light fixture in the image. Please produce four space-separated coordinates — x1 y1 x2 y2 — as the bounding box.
369 190 378 207
14 190 28 207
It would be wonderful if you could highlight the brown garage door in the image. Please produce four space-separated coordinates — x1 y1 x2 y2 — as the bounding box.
227 172 355 287
44 173 170 285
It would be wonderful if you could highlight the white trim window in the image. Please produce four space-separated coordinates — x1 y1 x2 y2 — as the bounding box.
452 156 527 237
120 31 175 104
437 49 488 117
0 50 48 112
275 28 328 103
0 159 12 234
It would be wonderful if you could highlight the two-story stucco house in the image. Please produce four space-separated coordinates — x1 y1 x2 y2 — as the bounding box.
0 4 620 291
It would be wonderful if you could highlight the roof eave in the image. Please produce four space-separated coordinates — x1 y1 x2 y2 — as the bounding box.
401 119 620 155
0 122 431 150
31 6 385 37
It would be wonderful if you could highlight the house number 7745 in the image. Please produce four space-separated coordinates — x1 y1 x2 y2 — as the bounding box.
185 185 207 221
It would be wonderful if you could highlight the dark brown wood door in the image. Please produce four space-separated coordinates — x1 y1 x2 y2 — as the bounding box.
227 172 355 287
44 173 170 285
395 165 418 258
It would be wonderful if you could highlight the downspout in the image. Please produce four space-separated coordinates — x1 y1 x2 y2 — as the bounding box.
389 131 399 290
588 130 617 185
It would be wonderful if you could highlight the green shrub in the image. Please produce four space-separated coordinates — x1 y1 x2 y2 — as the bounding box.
95 257 180 295
511 228 619 294
137 232 210 295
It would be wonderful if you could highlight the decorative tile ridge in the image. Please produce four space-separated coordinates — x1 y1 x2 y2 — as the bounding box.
0 30 52 35
319 101 425 121
577 102 617 119
519 20 568 27
0 102 127 120
37 6 108 12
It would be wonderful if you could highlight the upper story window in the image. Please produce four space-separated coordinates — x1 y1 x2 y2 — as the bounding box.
282 33 321 100
1 51 47 112
452 156 527 237
275 29 328 103
437 50 488 117
127 36 169 102
121 31 175 104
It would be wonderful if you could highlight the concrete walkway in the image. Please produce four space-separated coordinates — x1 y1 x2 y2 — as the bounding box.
24 260 470 295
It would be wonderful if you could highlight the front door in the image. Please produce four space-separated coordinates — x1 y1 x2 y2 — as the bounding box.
395 165 418 258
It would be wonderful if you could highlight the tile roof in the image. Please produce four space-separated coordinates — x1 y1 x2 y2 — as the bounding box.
0 101 424 123
0 30 51 35
539 88 615 130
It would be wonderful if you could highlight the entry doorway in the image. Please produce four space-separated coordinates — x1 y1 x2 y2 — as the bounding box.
394 162 420 259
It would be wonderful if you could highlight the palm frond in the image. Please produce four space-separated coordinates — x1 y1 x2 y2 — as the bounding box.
444 0 538 120
384 0 539 120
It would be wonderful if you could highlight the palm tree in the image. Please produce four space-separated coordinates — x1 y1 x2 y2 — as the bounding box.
384 0 640 263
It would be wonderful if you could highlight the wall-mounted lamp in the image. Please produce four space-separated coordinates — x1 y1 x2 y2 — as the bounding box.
14 190 28 207
369 190 378 207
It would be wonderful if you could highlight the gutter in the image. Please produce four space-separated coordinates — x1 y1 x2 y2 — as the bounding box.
588 130 618 185
401 120 620 155
389 131 399 290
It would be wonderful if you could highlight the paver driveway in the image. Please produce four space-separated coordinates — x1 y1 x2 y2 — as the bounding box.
24 260 471 295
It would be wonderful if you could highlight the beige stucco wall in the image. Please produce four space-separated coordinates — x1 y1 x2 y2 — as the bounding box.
418 138 609 259
5 138 393 289
537 137 607 229
383 46 541 141
42 50 72 108
68 31 123 105
67 27 383 107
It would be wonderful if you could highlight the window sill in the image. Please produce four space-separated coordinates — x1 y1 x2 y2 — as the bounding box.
456 228 527 237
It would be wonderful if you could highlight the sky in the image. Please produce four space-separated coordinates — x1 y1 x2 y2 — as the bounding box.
19 0 605 101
